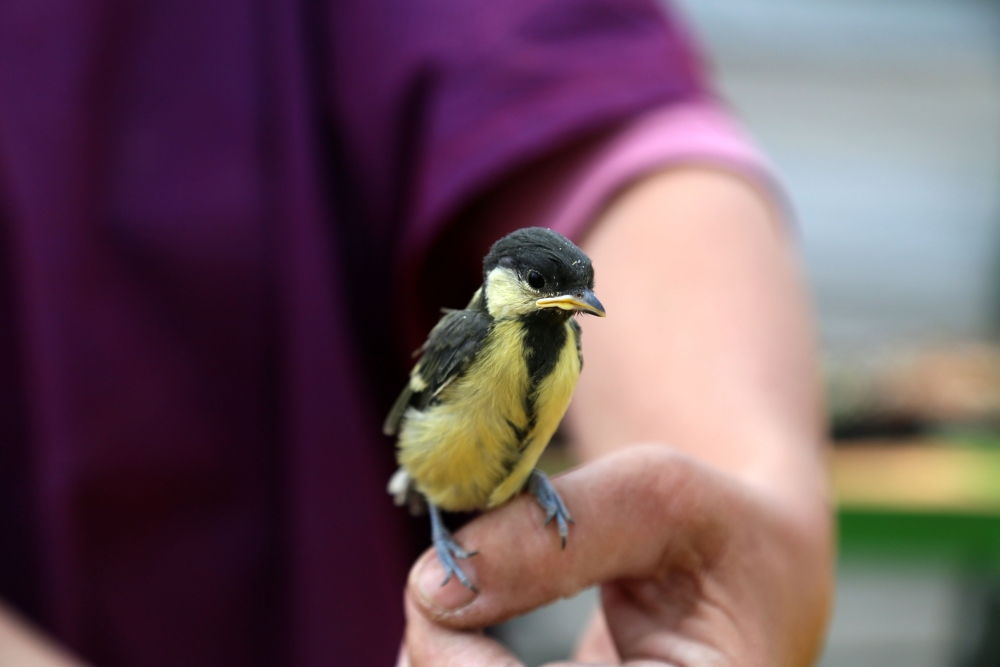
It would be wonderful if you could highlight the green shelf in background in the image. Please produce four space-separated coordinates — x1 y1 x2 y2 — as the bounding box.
839 508 1000 571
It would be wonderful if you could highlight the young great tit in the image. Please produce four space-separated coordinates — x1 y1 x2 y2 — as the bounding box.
384 227 605 590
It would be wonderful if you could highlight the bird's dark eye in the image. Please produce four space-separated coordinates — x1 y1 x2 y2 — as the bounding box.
527 270 545 289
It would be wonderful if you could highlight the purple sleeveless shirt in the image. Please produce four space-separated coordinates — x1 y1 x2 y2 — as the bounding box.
0 1 706 664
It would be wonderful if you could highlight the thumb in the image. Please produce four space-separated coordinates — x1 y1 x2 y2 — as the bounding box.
406 444 731 630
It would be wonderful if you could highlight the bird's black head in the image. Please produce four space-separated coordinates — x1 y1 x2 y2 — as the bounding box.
481 227 606 320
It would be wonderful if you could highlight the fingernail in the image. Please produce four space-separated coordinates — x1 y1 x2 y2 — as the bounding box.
416 556 478 610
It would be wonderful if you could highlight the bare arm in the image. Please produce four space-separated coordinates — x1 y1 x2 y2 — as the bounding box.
570 166 828 515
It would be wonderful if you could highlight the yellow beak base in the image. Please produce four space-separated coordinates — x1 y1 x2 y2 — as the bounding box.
535 291 606 317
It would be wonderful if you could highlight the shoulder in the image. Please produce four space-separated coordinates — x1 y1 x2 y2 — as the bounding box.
383 307 493 434
425 307 493 352
414 306 495 398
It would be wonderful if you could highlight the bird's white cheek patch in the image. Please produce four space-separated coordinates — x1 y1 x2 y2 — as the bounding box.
484 267 535 320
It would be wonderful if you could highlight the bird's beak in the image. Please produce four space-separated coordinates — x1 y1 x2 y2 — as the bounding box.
536 289 606 317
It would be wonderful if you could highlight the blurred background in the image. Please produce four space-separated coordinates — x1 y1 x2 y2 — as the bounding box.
495 0 1000 664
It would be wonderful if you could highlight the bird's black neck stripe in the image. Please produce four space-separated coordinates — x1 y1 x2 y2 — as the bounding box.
493 313 569 484
521 310 569 387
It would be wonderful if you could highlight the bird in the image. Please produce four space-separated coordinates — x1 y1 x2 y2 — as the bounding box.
383 226 605 590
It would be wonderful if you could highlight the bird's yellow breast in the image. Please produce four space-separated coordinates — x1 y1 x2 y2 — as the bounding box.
397 318 581 511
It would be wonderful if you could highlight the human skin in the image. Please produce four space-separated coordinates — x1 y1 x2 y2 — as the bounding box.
399 167 835 666
0 601 90 667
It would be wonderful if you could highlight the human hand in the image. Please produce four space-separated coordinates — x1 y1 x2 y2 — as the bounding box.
399 445 833 667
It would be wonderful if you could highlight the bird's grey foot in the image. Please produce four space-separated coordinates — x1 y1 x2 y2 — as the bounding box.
428 502 478 591
528 469 574 549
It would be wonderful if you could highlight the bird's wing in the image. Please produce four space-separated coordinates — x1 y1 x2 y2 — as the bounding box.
382 308 493 436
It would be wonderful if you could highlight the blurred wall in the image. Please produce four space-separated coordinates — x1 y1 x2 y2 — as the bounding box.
674 0 1000 358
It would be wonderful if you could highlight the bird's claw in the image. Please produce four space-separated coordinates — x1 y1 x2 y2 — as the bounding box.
433 533 478 591
528 469 573 549
429 502 478 591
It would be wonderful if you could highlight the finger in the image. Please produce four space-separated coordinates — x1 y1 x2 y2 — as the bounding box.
573 607 620 664
404 595 524 667
407 445 735 629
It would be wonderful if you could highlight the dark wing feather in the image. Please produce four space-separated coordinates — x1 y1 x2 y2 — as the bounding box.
382 308 493 435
